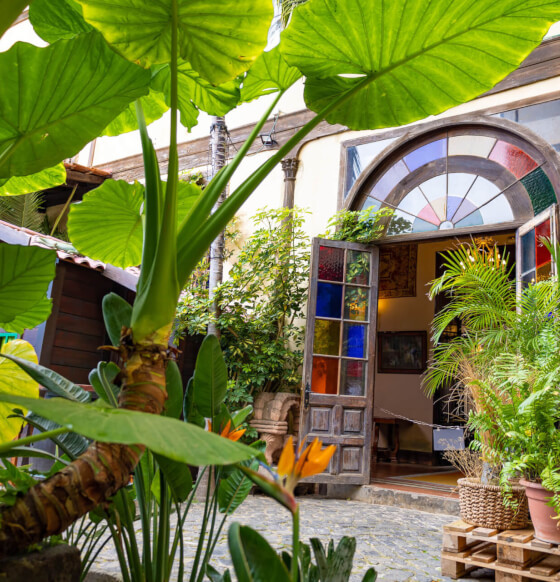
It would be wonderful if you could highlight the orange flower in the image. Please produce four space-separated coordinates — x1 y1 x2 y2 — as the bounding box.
277 436 336 495
210 419 246 442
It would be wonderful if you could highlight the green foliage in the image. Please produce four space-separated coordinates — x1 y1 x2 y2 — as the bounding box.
324 206 393 244
0 192 45 232
0 460 38 507
0 164 66 196
427 240 560 512
176 207 310 410
281 0 560 131
0 245 55 334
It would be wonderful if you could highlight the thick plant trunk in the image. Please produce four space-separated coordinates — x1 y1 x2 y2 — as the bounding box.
0 336 168 557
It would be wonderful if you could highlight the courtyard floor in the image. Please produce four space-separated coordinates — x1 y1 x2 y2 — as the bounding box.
92 495 493 581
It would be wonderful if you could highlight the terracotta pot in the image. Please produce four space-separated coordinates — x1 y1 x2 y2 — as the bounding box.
520 478 560 544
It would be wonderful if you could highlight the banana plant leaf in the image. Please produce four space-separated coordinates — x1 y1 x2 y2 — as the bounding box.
0 394 259 466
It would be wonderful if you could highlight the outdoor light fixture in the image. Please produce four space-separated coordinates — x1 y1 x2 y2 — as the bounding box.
259 112 279 147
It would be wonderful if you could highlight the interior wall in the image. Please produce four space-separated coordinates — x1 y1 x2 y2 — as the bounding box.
374 232 514 453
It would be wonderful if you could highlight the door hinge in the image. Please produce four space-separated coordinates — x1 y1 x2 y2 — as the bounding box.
304 382 310 410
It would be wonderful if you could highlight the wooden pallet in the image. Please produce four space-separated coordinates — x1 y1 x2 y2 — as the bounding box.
442 520 560 581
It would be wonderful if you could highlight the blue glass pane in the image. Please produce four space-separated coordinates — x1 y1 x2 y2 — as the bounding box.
412 217 438 233
316 283 343 319
404 139 447 172
455 210 483 228
521 229 535 276
343 324 366 358
447 196 464 220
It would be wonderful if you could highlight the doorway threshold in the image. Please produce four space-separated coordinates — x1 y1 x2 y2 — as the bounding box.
325 481 459 517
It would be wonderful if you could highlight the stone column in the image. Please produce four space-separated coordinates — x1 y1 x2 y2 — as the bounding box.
281 158 299 209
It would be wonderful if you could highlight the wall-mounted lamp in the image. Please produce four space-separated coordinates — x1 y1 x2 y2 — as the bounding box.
259 112 279 147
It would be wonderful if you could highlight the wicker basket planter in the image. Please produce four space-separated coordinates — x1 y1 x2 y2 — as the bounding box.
458 477 530 530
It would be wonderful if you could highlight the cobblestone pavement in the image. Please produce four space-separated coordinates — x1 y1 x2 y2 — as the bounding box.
92 495 492 582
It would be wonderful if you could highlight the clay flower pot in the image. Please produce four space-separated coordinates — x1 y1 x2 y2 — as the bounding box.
520 478 560 544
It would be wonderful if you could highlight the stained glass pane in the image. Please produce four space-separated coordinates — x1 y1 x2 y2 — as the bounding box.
479 195 514 224
448 173 477 199
398 188 427 216
417 204 440 226
420 175 446 201
431 197 446 221
314 320 340 356
362 197 382 211
316 282 343 319
521 229 536 276
521 168 557 215
452 198 479 223
345 138 396 197
537 262 552 281
312 357 338 394
346 251 370 285
489 140 538 179
448 135 496 157
403 139 447 172
465 176 501 207
318 246 344 281
370 160 409 201
387 210 414 235
343 324 366 358
341 360 366 396
536 219 552 267
455 210 483 228
344 286 368 321
412 217 438 233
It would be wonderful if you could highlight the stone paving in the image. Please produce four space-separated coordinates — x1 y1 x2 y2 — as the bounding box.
92 495 493 582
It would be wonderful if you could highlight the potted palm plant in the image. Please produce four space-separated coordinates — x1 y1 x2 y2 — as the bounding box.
426 242 530 529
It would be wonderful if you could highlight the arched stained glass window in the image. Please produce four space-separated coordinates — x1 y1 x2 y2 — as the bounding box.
351 123 559 237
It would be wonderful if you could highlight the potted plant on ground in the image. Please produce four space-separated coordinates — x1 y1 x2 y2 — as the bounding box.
426 242 530 529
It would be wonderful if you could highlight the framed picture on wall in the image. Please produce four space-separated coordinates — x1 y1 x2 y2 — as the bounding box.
377 331 427 374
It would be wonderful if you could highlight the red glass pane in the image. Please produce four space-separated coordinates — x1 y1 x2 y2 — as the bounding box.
311 357 338 394
536 219 552 268
318 246 344 281
489 141 538 179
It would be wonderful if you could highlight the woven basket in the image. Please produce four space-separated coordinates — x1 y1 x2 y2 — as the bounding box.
458 477 530 530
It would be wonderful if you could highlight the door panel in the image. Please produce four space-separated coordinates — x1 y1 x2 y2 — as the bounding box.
516 204 558 295
299 238 378 485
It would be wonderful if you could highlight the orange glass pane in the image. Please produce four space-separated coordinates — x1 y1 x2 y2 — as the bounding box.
311 357 338 394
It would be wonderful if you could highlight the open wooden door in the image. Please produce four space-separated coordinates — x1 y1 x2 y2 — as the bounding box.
299 238 378 485
516 204 558 294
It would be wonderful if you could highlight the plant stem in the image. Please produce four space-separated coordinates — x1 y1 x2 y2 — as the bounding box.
0 426 69 454
291 506 300 582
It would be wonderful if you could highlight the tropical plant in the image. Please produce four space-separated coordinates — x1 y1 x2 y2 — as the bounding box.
426 240 560 506
176 207 310 410
0 0 558 560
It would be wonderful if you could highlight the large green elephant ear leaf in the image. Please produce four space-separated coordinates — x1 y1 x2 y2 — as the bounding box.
29 0 93 43
0 165 66 197
0 245 56 330
67 179 202 269
281 0 560 130
152 61 240 129
0 340 39 444
68 180 144 269
1 297 53 335
0 32 150 179
76 0 273 83
240 46 302 103
102 88 169 137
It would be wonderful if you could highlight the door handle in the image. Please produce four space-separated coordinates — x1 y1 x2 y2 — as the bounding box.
304 382 310 410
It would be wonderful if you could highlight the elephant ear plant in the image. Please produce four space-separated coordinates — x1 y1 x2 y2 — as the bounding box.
0 0 559 560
